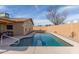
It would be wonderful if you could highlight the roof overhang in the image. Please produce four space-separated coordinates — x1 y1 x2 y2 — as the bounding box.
0 18 13 24
0 18 34 25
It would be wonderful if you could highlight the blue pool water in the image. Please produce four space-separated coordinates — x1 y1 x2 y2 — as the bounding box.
10 33 72 46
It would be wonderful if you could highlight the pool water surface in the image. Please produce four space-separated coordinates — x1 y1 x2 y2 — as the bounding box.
10 33 72 47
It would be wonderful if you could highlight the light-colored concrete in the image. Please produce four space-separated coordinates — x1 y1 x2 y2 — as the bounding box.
0 46 79 54
34 47 79 54
0 32 35 46
0 38 19 46
1 47 35 54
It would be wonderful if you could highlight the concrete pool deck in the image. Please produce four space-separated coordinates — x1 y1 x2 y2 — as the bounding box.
0 47 79 54
0 32 79 54
0 32 35 46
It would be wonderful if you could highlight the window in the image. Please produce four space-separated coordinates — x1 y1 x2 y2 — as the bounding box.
7 25 13 30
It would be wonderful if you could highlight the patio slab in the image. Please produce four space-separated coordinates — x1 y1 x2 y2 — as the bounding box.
0 46 79 54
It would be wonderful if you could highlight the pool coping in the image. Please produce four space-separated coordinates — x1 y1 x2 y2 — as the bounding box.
46 31 79 47
1 46 79 54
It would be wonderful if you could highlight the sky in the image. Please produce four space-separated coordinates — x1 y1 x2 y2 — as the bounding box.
0 5 79 25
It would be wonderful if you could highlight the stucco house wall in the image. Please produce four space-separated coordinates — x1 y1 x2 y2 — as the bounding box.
0 13 34 36
0 18 34 36
13 19 33 36
23 20 33 34
13 23 24 36
0 24 6 33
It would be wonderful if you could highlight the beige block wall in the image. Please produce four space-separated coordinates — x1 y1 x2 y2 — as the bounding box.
33 23 79 43
13 23 24 36
24 21 33 35
13 21 33 36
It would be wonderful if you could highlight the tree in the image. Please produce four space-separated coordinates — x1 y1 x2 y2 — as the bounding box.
47 6 67 25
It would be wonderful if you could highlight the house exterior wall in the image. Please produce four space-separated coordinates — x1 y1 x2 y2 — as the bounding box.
23 20 33 35
0 23 14 36
13 20 33 36
0 24 6 33
0 18 34 36
13 23 24 36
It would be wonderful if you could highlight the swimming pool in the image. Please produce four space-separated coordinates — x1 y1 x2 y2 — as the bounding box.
10 33 72 46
